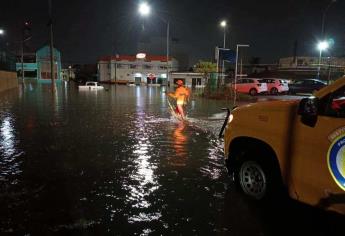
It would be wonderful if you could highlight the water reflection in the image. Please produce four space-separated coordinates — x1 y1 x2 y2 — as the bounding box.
125 113 161 224
0 114 22 180
169 122 188 166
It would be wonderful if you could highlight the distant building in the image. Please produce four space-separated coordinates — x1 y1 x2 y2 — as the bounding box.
15 53 37 78
279 57 345 72
98 54 179 85
170 72 205 88
15 45 62 81
36 46 62 81
61 66 75 81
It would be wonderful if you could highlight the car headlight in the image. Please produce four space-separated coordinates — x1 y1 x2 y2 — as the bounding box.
229 114 234 123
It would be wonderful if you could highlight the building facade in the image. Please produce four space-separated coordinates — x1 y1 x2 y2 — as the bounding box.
278 56 345 80
36 46 62 81
15 45 62 81
98 54 178 85
279 56 345 72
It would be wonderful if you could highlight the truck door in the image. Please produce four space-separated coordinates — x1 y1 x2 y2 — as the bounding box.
290 85 345 213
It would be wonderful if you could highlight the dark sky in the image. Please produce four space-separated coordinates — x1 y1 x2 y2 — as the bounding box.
1 0 344 66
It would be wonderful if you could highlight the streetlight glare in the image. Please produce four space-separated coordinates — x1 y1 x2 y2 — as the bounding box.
317 41 329 51
0 29 4 35
220 20 227 28
139 2 150 16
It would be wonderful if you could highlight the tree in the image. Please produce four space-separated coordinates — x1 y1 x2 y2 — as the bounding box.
193 60 217 83
193 60 217 95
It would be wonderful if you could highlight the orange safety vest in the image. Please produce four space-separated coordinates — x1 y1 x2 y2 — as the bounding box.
173 86 190 105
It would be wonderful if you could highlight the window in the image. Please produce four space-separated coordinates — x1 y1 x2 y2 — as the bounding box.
315 81 326 85
319 85 345 118
144 65 152 69
130 64 137 69
294 80 305 85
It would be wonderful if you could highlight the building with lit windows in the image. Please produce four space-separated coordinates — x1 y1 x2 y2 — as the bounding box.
278 56 345 79
15 45 62 81
97 54 179 85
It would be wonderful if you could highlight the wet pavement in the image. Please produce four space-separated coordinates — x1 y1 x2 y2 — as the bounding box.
0 82 343 235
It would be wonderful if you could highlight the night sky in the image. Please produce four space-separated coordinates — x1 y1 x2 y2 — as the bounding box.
1 0 344 67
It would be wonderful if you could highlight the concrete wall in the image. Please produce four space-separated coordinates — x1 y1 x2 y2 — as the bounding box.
0 71 18 93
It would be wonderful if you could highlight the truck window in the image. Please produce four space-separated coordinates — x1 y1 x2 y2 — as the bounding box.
319 85 345 118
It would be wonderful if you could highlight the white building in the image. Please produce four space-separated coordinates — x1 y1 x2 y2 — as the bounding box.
170 72 206 88
61 67 75 81
98 54 178 85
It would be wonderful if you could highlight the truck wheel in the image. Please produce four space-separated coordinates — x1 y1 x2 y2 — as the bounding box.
249 88 257 96
238 160 267 199
234 152 282 201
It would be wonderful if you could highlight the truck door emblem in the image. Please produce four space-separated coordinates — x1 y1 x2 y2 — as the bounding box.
328 126 345 142
328 134 345 191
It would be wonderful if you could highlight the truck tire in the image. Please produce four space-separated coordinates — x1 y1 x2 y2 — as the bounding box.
234 150 282 201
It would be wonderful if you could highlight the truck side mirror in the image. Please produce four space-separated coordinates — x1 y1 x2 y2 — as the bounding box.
297 97 318 127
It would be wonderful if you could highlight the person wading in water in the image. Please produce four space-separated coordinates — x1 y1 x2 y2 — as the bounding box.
168 80 190 120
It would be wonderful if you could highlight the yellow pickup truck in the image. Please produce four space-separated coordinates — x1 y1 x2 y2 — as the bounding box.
222 76 345 215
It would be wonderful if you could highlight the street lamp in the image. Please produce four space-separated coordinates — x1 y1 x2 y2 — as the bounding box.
0 29 4 64
220 20 227 48
138 2 151 16
317 40 330 79
138 2 170 86
234 44 250 106
321 0 336 38
219 20 227 85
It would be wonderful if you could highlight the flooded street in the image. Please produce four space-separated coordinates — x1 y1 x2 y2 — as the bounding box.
0 83 343 235
0 83 231 235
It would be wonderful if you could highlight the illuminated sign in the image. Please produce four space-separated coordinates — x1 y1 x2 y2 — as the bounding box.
136 53 146 59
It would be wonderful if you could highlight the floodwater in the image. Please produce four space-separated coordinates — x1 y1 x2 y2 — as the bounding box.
0 82 232 235
0 82 343 235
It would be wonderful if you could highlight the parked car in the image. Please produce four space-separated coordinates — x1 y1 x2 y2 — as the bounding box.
289 79 326 94
261 78 289 95
233 78 268 96
78 81 104 90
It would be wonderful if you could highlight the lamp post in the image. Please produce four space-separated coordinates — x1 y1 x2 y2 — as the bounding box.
0 29 4 67
321 0 336 38
317 41 329 79
220 20 227 48
48 0 55 92
234 44 249 106
219 20 227 85
138 2 170 86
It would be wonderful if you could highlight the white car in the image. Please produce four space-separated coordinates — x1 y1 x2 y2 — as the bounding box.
233 78 268 96
261 78 289 94
78 81 104 90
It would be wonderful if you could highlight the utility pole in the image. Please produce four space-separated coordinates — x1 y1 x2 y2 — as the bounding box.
21 28 24 81
321 0 336 39
166 21 170 86
234 44 249 106
48 0 55 91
